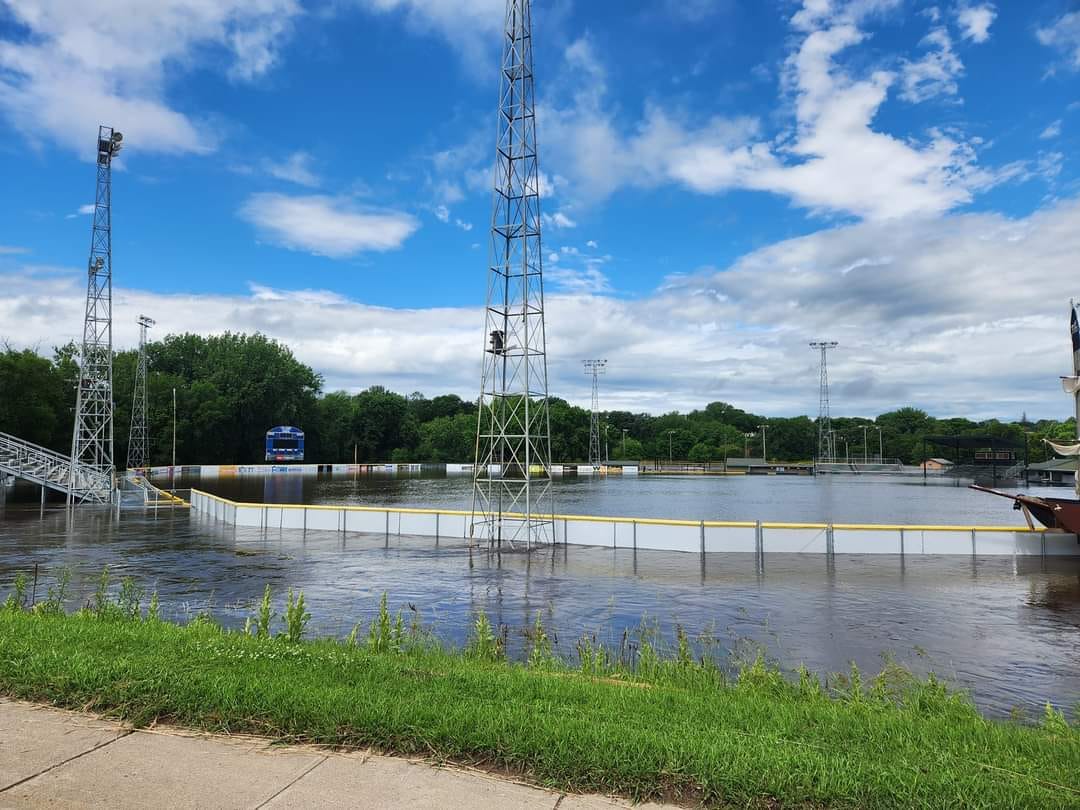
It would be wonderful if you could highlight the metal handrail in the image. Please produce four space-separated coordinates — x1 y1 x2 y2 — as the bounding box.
0 431 113 502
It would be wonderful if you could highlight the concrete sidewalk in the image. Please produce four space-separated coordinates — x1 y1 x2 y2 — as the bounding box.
0 700 667 809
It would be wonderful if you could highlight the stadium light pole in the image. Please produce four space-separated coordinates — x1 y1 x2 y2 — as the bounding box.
668 429 675 463
172 387 177 468
758 424 768 462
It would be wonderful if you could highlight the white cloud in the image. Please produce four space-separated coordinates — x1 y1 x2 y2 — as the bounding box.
454 218 473 232
5 196 1080 417
956 4 996 44
661 0 724 23
264 152 320 187
433 205 450 223
356 0 504 72
899 27 963 103
1040 120 1062 140
1037 12 1080 71
543 211 577 229
0 0 301 155
539 4 1004 222
586 240 598 248
64 203 97 219
238 193 420 258
0 246 28 255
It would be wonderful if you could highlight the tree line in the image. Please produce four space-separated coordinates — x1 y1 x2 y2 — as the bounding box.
0 334 1074 467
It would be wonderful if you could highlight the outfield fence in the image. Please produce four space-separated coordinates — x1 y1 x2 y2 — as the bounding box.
189 489 1079 557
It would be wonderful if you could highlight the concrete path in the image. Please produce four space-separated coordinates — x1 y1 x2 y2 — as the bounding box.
0 700 669 809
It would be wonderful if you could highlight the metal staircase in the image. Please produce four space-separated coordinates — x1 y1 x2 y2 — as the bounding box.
0 431 114 503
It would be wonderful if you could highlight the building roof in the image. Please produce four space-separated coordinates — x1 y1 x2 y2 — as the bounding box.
1029 457 1078 471
926 458 954 465
726 457 766 467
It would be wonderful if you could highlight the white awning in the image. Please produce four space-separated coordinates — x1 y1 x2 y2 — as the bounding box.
1045 438 1080 456
1062 376 1080 395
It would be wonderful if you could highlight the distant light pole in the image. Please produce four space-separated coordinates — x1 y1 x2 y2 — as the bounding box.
744 432 754 458
667 430 676 463
171 387 177 468
862 425 868 465
604 423 609 463
875 426 884 463
621 428 628 458
758 424 768 462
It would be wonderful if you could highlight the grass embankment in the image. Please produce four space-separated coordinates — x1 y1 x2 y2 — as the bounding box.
1 574 1079 809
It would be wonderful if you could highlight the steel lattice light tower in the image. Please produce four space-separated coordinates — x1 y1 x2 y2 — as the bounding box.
126 315 155 470
70 125 123 503
584 360 606 467
809 341 838 463
471 0 554 550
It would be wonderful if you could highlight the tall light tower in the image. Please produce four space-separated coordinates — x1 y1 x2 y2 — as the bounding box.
584 360 606 467
809 341 838 463
471 0 554 550
70 126 123 503
126 315 155 470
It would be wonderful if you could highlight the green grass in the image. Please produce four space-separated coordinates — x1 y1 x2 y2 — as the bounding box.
1 582 1078 809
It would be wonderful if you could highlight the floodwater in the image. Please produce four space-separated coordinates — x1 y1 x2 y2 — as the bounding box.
178 470 1056 525
1 473 1079 718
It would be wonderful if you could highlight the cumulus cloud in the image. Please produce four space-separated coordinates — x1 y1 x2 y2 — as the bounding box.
1040 120 1062 140
238 193 420 258
264 152 320 187
356 0 504 72
63 204 97 219
536 2 1006 222
543 211 577 229
0 0 302 155
5 196 1080 417
956 4 996 44
899 27 963 102
1036 12 1080 71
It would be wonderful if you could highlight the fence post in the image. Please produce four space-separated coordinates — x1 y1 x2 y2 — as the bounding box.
899 527 905 556
826 523 834 557
700 520 705 555
613 521 617 549
632 520 637 550
971 528 977 557
436 512 440 542
385 511 389 539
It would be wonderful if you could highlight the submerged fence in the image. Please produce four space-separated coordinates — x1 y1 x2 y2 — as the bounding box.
189 489 1080 557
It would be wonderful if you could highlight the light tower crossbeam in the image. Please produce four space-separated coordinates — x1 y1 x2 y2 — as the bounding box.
470 0 554 550
70 125 123 504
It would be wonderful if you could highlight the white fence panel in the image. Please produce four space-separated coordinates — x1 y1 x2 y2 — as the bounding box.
763 527 828 554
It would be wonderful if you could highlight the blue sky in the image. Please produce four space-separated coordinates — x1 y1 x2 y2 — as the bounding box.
2 0 1080 418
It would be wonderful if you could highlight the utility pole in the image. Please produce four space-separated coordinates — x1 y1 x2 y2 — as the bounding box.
667 429 675 463
744 432 753 458
809 341 839 463
584 360 606 467
862 424 868 465
171 388 177 468
875 426 883 463
758 424 768 462
70 126 123 504
471 0 553 550
621 428 628 458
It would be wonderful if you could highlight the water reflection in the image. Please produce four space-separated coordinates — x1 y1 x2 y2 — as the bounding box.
1 497 1079 717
